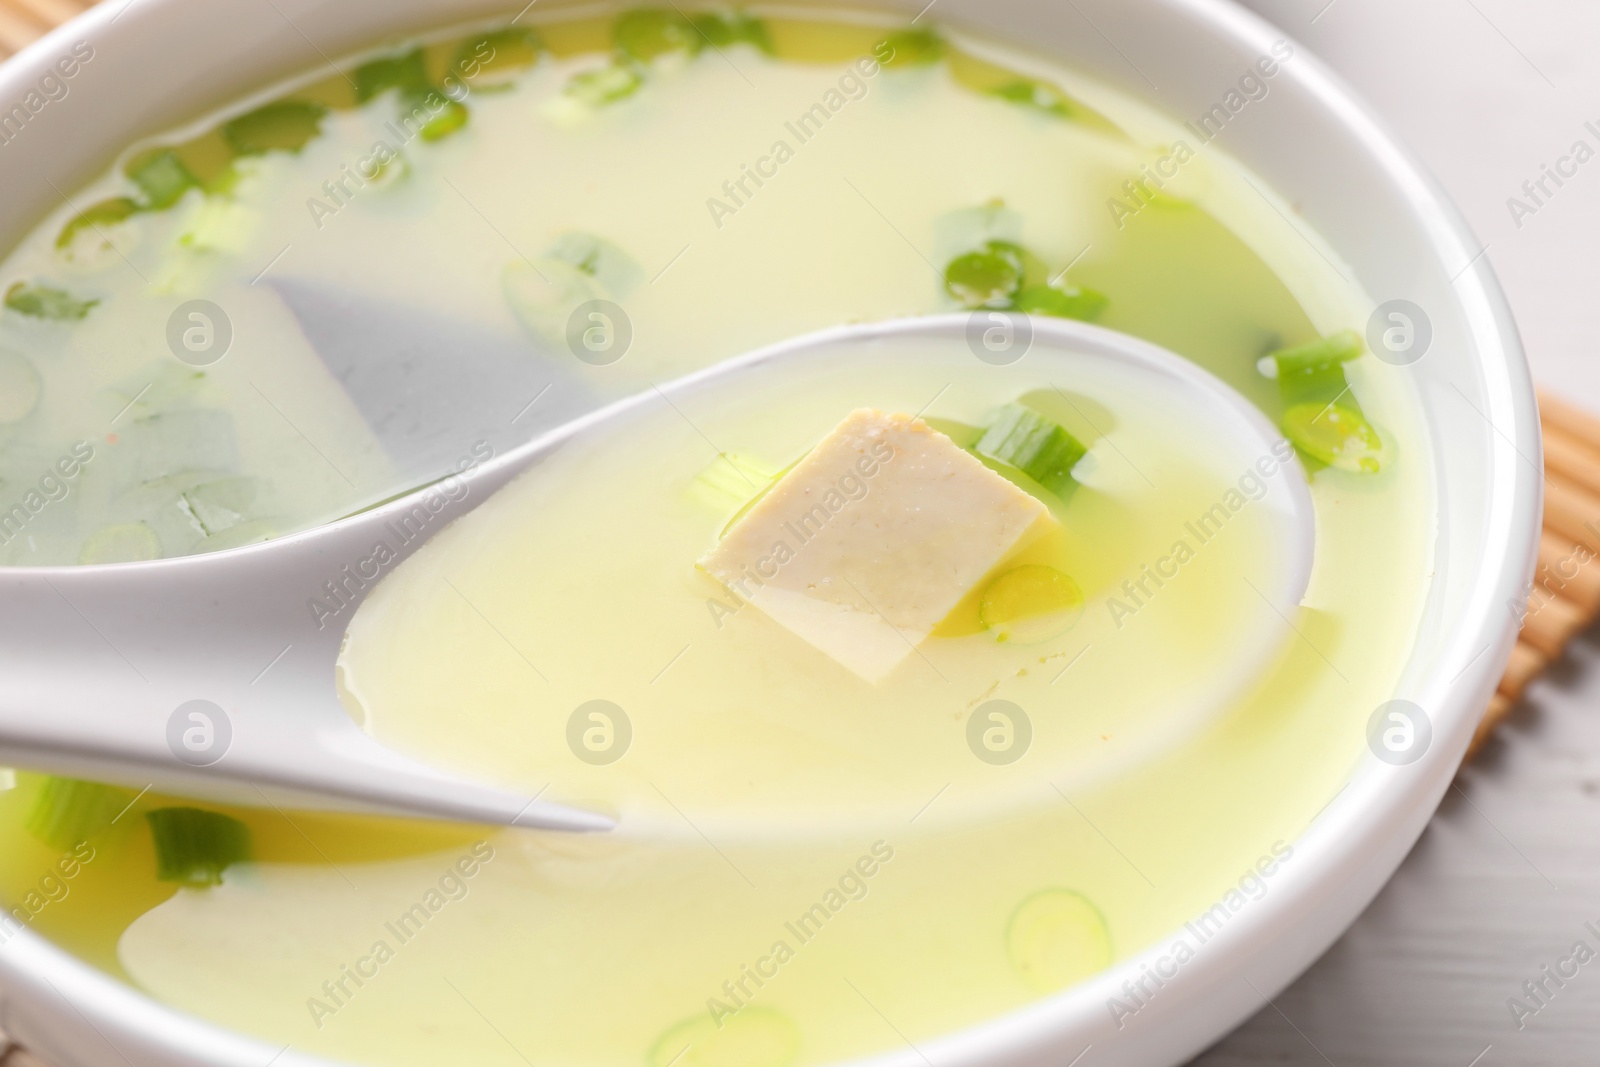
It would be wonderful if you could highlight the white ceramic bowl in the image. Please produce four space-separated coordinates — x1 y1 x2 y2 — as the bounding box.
0 1 1540 1065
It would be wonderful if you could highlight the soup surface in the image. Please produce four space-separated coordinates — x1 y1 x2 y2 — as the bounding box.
0 7 1432 1067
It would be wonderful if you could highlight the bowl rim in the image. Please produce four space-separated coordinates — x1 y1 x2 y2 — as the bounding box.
0 0 1541 1064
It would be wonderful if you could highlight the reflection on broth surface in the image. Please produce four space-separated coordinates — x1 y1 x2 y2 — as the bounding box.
0 7 1432 1067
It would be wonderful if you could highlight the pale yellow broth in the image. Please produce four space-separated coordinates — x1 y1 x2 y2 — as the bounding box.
0 8 1433 1067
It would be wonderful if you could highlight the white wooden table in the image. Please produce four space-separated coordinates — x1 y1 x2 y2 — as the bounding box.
1198 1 1600 1063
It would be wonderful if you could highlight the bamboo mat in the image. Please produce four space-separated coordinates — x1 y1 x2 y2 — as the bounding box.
0 1041 45 1067
1470 391 1600 756
0 0 90 57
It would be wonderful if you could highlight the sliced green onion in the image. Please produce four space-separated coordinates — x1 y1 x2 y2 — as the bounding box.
945 242 1023 309
923 416 981 449
980 566 1085 644
1267 330 1363 376
689 452 782 511
127 149 200 210
565 63 645 107
195 519 277 553
222 101 328 156
648 1007 801 1067
355 48 432 103
932 200 1021 268
503 258 600 340
973 404 1087 498
720 456 803 537
547 232 645 295
1266 330 1364 407
55 197 140 250
1277 360 1349 411
26 777 134 851
357 43 479 143
203 162 245 197
457 28 543 89
1264 331 1383 473
943 239 1064 309
146 807 251 887
1006 888 1113 993
877 26 945 67
983 239 1027 274
178 477 259 539
175 196 257 256
990 79 1075 119
614 8 703 62
689 11 774 53
415 96 471 142
1013 283 1108 322
1281 402 1382 474
79 522 163 564
362 152 410 189
4 282 98 321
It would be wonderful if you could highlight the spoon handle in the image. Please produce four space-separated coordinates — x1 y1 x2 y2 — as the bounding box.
0 494 611 831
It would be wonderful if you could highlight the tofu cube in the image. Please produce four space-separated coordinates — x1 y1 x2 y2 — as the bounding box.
699 409 1056 682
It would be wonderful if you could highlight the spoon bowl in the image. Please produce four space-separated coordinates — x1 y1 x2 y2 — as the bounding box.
0 314 1313 828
